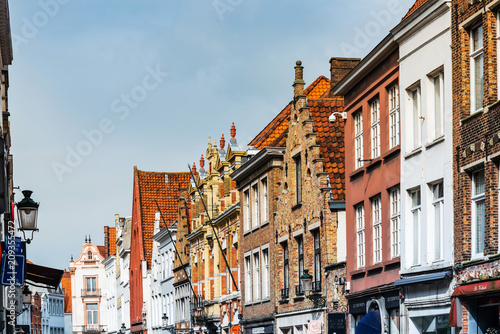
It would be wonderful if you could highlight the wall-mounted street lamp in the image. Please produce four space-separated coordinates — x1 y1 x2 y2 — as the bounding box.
162 314 174 334
22 285 32 305
16 190 39 244
300 269 326 308
120 323 126 334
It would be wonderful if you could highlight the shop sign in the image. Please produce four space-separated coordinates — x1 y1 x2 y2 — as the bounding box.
328 313 346 334
248 325 273 334
349 297 367 314
384 291 400 309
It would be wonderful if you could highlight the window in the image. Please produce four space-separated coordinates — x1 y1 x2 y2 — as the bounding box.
261 178 268 224
389 84 399 148
431 182 444 261
297 236 304 293
471 170 485 258
390 187 401 258
86 304 98 325
252 184 259 229
470 24 484 113
262 248 270 299
354 111 363 168
410 189 421 265
252 252 260 301
356 204 365 268
86 277 96 292
244 190 250 231
313 230 321 292
295 156 302 203
409 86 421 150
372 197 382 263
283 243 289 295
371 98 380 158
431 72 444 138
244 255 251 302
87 251 92 260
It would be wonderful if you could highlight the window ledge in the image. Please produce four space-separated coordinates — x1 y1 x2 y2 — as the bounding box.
365 157 382 172
243 230 251 237
460 109 484 124
425 135 445 149
260 221 270 229
291 203 302 211
350 268 366 279
349 167 365 180
293 295 305 301
383 146 400 162
404 147 422 159
279 298 289 304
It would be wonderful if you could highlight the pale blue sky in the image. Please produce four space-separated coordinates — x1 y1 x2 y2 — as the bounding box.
8 0 415 269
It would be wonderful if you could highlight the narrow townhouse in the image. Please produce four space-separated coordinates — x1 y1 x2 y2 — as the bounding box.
188 128 246 334
129 169 191 334
389 1 455 333
248 58 356 334
449 0 500 331
232 146 283 334
103 227 117 334
333 34 401 333
116 215 132 332
174 187 193 334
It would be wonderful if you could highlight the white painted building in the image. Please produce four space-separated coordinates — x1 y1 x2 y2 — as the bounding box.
104 254 117 334
391 1 454 333
116 216 131 333
69 239 109 334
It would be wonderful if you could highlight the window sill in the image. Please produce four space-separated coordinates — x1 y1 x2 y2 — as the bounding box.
366 263 383 275
404 147 422 159
460 109 484 124
279 298 289 304
383 146 400 162
425 135 445 149
349 167 365 180
260 221 270 229
365 157 382 172
293 295 305 301
291 203 302 211
350 268 366 279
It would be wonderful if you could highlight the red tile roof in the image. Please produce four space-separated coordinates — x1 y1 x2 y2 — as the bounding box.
249 76 331 149
309 98 345 200
104 226 116 257
97 246 106 258
136 169 191 268
61 270 72 313
402 0 429 20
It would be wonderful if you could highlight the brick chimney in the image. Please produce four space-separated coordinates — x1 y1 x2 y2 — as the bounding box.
293 60 305 98
329 57 360 89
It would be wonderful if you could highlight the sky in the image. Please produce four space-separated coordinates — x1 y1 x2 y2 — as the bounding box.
7 0 415 270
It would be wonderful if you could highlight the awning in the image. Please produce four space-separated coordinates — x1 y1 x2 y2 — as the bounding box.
355 310 381 334
451 279 500 297
394 270 452 286
26 262 63 288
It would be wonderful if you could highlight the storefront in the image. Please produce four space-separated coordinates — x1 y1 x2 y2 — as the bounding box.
275 310 324 334
242 322 274 334
449 280 500 333
347 290 400 334
395 270 453 334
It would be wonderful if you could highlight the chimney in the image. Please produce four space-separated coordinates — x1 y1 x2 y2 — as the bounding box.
329 57 360 89
293 60 305 98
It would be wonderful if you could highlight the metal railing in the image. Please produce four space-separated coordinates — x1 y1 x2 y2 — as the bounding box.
81 325 105 333
280 288 289 299
81 289 101 297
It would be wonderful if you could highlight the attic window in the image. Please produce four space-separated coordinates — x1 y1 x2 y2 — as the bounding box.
165 175 169 183
88 251 93 260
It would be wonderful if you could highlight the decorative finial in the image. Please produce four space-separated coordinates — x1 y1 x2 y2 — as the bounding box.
192 162 197 174
200 155 205 169
85 235 88 243
230 122 236 139
71 254 73 261
296 60 302 66
220 134 225 149
89 235 91 243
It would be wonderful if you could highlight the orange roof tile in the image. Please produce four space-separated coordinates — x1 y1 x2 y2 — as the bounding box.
136 169 191 268
97 246 105 258
308 98 345 200
402 0 429 20
104 226 116 257
249 76 331 149
61 271 72 313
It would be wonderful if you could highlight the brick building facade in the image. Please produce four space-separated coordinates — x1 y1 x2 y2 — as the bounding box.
449 0 500 330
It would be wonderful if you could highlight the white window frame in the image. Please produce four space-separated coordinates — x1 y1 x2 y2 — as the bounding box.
262 246 270 300
388 84 400 149
371 98 381 159
354 111 363 169
261 178 268 225
252 183 259 229
470 24 484 113
471 170 485 258
431 181 444 261
372 196 382 264
408 85 421 150
244 254 252 303
356 204 365 268
430 71 445 139
390 187 401 258
410 188 421 266
244 189 250 232
252 250 260 301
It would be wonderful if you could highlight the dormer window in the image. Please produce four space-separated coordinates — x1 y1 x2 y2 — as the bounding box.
88 251 93 260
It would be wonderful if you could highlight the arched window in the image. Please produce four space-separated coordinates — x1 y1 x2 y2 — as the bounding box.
87 251 92 260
